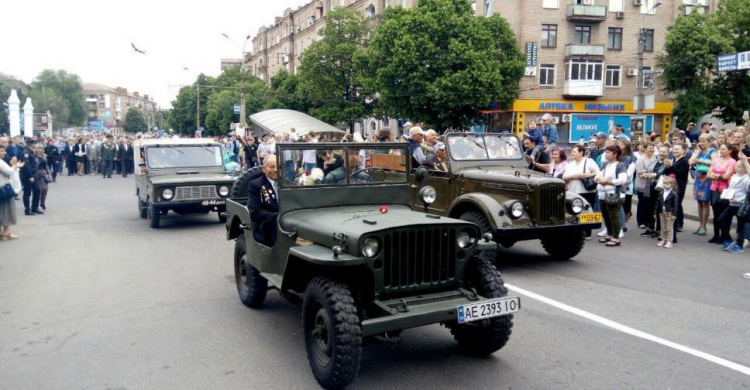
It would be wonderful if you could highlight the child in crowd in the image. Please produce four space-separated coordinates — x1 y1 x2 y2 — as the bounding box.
523 120 544 154
655 176 678 248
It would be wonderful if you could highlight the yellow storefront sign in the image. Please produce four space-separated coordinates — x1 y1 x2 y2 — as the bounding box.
512 99 674 114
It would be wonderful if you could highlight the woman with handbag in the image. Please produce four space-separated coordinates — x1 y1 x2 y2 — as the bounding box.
635 142 657 231
639 145 669 238
0 145 24 240
35 145 52 211
563 145 600 239
688 134 716 235
707 143 737 244
595 145 628 247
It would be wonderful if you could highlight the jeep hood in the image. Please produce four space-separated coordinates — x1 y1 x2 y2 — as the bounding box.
149 173 236 185
281 204 474 251
460 168 560 185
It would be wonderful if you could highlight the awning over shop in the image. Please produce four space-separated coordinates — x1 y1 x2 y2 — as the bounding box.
249 109 346 137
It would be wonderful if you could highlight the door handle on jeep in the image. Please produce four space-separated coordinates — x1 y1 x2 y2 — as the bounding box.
239 223 251 230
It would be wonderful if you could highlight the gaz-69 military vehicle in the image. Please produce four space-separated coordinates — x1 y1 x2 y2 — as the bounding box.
134 138 238 228
225 141 520 389
409 132 602 260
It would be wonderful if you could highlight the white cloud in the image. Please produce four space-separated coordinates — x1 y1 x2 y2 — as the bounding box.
0 0 310 108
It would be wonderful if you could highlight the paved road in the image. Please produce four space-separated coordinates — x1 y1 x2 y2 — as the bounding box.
1 175 749 389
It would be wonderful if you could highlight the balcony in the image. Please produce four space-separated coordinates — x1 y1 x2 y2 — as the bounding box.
564 79 604 97
567 4 608 22
565 44 605 58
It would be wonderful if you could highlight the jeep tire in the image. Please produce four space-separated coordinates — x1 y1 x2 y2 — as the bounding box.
447 251 513 356
231 167 263 199
147 203 160 229
303 277 362 390
541 230 585 260
234 236 267 308
138 199 147 219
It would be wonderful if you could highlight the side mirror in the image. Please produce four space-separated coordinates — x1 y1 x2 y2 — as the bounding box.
414 166 429 183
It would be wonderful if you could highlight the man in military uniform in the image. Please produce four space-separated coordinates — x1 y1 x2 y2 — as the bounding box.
18 138 42 215
44 139 62 182
100 134 117 179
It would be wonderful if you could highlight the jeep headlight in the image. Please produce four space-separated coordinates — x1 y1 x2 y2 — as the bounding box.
419 186 437 204
570 198 584 215
218 185 230 197
508 201 524 219
361 237 380 258
457 230 476 248
162 188 174 200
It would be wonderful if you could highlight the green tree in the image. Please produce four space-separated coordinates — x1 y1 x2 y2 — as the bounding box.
364 0 524 131
205 89 239 135
169 85 197 135
297 6 373 131
124 107 148 133
265 69 311 112
29 69 87 127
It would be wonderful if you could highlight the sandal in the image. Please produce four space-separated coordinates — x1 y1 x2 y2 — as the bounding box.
1 234 18 240
599 237 611 243
605 240 621 247
697 227 707 236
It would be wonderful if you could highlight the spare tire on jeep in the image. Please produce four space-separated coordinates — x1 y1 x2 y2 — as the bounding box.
231 167 264 199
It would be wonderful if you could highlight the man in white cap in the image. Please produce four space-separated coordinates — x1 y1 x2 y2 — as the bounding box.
541 113 558 153
408 126 427 167
403 121 413 138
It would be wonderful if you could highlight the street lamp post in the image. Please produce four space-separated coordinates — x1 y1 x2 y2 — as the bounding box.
222 33 252 132
637 0 663 116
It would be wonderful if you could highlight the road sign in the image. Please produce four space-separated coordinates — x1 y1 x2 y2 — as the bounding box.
233 105 240 115
717 51 750 72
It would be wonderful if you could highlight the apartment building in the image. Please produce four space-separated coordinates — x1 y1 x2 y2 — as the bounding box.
82 83 158 133
246 0 713 140
481 0 715 141
221 58 243 71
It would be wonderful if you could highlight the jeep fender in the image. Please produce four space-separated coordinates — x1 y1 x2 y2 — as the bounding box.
281 245 371 294
447 193 510 231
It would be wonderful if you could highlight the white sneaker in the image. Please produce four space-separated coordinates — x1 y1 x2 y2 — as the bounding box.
619 230 625 239
597 229 608 237
744 239 750 249
743 273 750 280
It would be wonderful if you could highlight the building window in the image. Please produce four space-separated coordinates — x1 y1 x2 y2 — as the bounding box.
608 28 623 50
401 0 406 7
609 0 624 12
542 0 559 8
641 0 659 14
471 0 476 12
484 0 493 17
605 65 621 87
568 59 603 81
642 29 654 52
542 24 557 48
365 4 375 18
574 25 591 44
539 64 556 86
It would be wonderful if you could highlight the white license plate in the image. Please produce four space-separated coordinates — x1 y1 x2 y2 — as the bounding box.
457 296 520 324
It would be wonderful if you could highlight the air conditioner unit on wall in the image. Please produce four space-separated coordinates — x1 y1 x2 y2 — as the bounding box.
582 0 593 5
553 117 560 124
616 11 625 19
633 0 643 5
627 68 638 76
562 114 572 123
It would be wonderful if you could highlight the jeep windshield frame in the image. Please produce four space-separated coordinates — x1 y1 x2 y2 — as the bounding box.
444 132 526 172
145 144 224 169
275 142 413 215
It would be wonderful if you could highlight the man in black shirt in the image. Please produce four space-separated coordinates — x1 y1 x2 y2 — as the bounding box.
523 137 549 173
44 139 61 182
18 138 42 215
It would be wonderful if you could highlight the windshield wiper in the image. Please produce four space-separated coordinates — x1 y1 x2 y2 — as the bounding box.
200 145 215 154
165 145 184 154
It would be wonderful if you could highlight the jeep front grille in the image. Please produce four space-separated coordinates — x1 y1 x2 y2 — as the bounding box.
382 228 457 291
535 184 566 224
174 185 217 201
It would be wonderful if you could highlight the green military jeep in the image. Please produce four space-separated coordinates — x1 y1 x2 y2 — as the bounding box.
134 138 239 228
225 141 520 389
409 132 601 260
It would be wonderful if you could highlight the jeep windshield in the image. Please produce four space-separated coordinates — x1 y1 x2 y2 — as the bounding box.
447 133 523 161
145 145 224 168
277 143 409 188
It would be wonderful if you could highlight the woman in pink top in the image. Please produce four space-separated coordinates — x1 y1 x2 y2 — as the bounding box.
706 143 737 244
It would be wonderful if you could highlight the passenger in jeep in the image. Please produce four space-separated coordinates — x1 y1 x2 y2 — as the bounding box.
248 155 279 246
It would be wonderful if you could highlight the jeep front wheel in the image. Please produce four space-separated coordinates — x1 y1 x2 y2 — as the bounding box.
234 236 267 308
147 203 160 229
303 277 362 390
541 230 585 260
446 251 513 356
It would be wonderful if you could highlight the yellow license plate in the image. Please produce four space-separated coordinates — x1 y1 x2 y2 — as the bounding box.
579 212 602 223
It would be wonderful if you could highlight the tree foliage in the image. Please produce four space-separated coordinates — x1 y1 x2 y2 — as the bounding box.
363 0 524 131
659 0 748 126
297 6 373 131
265 69 311 112
29 69 87 128
124 107 148 133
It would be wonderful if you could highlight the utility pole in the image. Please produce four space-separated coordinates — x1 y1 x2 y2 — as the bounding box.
196 83 200 136
637 28 645 116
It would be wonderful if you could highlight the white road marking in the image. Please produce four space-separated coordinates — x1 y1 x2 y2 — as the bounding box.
505 283 750 377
